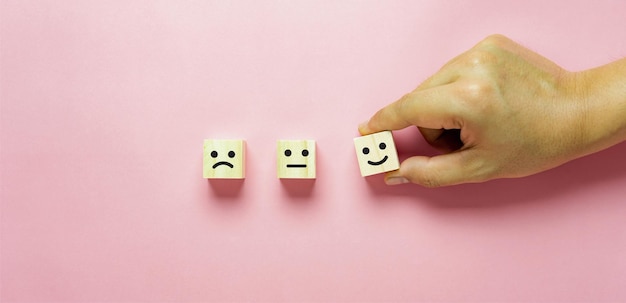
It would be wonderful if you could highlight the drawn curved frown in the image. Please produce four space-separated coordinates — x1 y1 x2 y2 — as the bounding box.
277 139 316 179
203 139 245 179
211 150 235 168
353 131 400 177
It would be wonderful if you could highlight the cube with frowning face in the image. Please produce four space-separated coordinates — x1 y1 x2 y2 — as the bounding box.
203 139 245 179
353 131 399 177
277 140 316 179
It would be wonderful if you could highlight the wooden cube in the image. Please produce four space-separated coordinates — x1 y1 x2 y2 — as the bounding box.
203 139 245 179
353 131 399 177
277 140 316 179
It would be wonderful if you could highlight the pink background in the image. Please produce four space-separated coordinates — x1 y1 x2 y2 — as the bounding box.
2 0 626 302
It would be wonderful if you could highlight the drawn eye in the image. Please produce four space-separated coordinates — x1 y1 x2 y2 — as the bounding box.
284 149 292 157
228 151 235 158
379 142 386 150
362 147 370 155
210 151 218 158
302 149 309 157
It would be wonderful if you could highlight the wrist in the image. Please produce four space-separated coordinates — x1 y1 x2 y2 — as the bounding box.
571 60 626 154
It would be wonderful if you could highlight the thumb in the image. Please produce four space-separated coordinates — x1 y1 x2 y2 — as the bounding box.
384 151 482 187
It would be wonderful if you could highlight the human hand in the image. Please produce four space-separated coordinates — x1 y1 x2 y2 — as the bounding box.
359 34 626 187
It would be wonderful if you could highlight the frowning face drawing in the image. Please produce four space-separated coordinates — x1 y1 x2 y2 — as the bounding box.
203 139 245 179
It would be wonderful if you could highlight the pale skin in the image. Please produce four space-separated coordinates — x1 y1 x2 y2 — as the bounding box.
359 34 626 187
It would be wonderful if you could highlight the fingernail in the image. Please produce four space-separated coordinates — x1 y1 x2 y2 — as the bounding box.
386 177 409 185
358 120 369 131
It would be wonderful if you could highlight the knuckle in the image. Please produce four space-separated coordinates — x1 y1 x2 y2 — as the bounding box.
396 92 415 116
454 80 497 116
464 34 511 68
477 34 510 48
462 79 495 100
398 92 415 104
464 49 498 68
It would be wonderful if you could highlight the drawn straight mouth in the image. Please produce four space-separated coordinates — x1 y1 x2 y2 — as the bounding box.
212 161 234 169
367 156 388 166
286 164 307 168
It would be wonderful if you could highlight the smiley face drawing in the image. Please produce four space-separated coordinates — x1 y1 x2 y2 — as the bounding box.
362 142 389 166
203 139 245 179
277 140 316 179
353 131 400 177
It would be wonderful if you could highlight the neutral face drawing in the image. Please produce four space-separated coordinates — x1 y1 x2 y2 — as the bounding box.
277 140 316 179
284 148 310 168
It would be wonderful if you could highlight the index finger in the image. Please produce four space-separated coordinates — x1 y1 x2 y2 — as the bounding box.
359 85 463 135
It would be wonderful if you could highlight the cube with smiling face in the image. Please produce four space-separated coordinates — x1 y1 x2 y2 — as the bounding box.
353 131 399 177
277 139 316 179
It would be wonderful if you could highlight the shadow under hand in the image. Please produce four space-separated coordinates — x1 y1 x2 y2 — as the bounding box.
366 142 626 209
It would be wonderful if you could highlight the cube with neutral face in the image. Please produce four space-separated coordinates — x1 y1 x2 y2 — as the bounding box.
353 131 400 177
203 139 245 179
277 140 316 179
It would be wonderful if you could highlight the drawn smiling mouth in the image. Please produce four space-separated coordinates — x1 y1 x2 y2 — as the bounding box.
212 161 234 169
367 156 388 166
287 164 307 168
